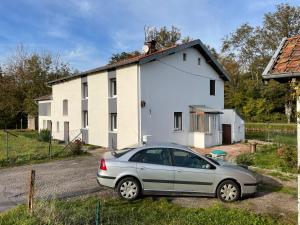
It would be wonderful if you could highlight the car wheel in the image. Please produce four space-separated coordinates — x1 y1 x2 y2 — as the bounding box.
117 177 140 200
217 180 240 202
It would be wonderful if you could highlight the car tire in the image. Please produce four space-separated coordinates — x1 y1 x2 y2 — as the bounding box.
116 177 140 201
217 180 240 202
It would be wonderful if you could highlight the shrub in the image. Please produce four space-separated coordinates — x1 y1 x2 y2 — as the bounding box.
235 153 254 166
69 139 83 155
279 145 297 173
38 129 51 142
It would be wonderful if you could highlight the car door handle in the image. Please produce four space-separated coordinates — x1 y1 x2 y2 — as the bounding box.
176 169 182 172
138 166 146 170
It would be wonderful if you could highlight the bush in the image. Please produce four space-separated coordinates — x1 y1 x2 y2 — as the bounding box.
69 139 83 155
279 145 297 172
235 153 254 166
38 129 51 142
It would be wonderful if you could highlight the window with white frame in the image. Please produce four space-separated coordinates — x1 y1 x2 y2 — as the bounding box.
174 112 182 131
83 111 88 128
110 78 117 97
110 113 117 131
82 82 88 99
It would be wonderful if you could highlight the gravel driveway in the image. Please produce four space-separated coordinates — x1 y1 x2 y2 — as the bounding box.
0 152 103 212
0 149 297 222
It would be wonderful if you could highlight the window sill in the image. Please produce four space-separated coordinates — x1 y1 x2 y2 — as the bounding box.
109 96 117 99
173 129 183 133
109 130 117 133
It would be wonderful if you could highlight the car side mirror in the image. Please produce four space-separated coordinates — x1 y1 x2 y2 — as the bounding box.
205 164 211 169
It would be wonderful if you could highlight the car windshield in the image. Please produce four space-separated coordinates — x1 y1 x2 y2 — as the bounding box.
204 156 220 166
112 148 134 158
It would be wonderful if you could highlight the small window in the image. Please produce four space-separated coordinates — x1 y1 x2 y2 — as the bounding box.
110 113 117 131
171 149 211 169
83 83 88 99
210 80 215 96
57 121 59 133
63 99 68 116
183 53 186 61
174 112 182 131
130 148 172 166
83 111 88 128
198 58 201 65
110 78 117 97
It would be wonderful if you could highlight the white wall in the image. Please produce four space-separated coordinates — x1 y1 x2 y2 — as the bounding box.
38 100 52 131
88 71 109 147
51 78 82 141
221 109 245 143
140 47 224 147
116 65 139 149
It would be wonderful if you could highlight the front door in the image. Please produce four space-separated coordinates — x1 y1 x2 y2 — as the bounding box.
130 148 174 191
64 122 69 143
171 149 216 194
222 124 232 144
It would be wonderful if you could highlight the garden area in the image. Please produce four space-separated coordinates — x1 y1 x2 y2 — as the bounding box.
0 129 88 168
0 196 293 225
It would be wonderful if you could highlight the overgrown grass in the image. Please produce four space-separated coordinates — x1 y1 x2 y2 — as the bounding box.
0 197 293 225
252 144 297 173
257 183 297 198
0 130 87 168
245 123 296 131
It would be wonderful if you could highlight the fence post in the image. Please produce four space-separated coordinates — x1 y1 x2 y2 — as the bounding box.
48 135 52 159
28 170 36 215
5 130 8 160
95 201 101 225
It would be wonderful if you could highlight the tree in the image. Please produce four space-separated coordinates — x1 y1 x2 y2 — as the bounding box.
0 46 74 128
220 3 299 122
109 26 192 64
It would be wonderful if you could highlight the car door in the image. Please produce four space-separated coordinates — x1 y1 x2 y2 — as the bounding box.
130 148 174 191
171 149 216 194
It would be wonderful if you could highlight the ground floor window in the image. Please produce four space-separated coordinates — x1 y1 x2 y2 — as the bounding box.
57 121 59 132
83 111 88 128
174 112 182 131
190 113 220 133
110 113 117 131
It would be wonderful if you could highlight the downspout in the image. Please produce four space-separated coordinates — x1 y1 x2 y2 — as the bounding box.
137 65 142 145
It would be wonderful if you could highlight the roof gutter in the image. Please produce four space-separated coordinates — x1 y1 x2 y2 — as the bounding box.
263 72 300 80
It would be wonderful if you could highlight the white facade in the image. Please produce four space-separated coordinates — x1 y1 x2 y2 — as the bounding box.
38 40 229 149
221 109 245 143
140 48 224 148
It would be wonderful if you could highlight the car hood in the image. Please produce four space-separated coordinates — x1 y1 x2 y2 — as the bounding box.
216 159 257 178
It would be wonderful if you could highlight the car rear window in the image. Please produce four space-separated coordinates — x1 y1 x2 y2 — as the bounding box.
112 148 134 158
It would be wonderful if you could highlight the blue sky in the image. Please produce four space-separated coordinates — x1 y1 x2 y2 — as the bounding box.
0 0 299 71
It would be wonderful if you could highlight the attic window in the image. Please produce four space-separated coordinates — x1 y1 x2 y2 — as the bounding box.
198 58 201 65
183 53 186 61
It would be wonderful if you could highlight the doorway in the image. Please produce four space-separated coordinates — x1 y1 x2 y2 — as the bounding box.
222 124 231 145
64 122 69 143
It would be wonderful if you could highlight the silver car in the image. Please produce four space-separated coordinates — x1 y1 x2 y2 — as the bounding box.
97 143 258 202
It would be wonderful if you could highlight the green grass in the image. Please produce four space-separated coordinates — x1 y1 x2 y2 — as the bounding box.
0 197 294 225
0 130 86 168
245 123 296 131
251 144 297 173
257 183 297 198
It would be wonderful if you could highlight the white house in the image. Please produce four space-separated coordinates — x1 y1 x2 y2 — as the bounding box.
37 39 232 149
220 109 245 144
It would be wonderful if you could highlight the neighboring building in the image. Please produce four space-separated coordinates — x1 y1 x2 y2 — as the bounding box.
262 36 300 215
220 109 245 144
37 39 232 149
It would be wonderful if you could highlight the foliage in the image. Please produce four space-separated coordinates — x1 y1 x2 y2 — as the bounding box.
221 4 300 122
235 153 254 166
0 197 289 225
69 139 83 155
279 145 297 172
109 26 192 64
38 129 51 142
0 46 74 128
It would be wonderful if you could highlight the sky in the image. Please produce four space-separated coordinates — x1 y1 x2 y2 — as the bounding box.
0 0 299 71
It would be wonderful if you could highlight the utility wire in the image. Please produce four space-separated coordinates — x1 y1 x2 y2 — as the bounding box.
156 59 223 82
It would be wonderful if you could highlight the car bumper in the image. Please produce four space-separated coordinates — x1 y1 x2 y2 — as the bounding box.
96 172 116 188
242 183 258 196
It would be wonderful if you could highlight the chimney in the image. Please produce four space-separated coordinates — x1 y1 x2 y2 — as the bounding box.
146 40 157 54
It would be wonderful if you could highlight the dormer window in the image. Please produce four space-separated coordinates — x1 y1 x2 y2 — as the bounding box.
183 53 186 61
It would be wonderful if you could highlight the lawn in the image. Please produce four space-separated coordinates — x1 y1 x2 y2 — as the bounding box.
0 130 83 167
250 144 297 173
245 123 296 146
0 197 294 225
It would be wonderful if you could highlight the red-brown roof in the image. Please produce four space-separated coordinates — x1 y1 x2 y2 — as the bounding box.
48 39 230 85
271 35 300 74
